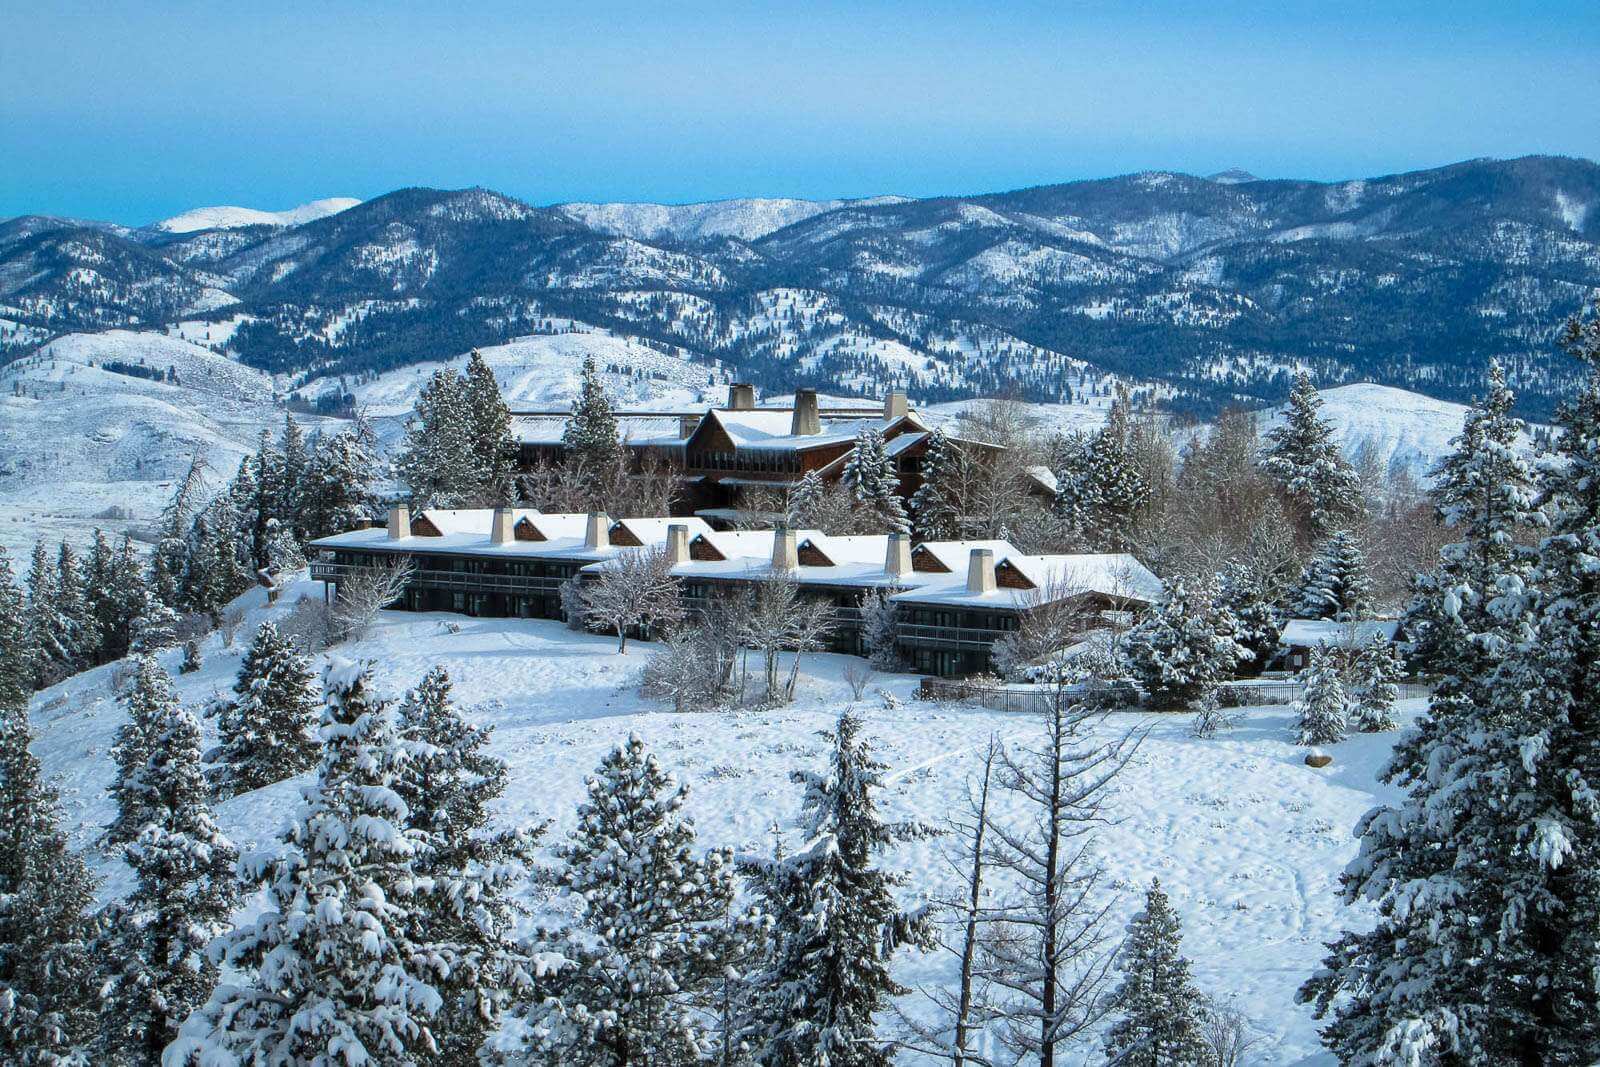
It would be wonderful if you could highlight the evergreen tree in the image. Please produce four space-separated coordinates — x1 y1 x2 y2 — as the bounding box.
1080 390 1150 551
562 354 620 472
98 696 237 1067
785 470 825 528
129 584 181 655
106 655 179 847
1260 371 1364 541
462 349 516 503
860 586 901 671
1349 633 1402 732
1294 646 1348 746
169 660 453 1065
101 535 151 663
236 444 270 570
0 547 31 712
279 412 309 540
910 426 960 541
842 427 909 534
518 735 736 1064
1122 579 1249 708
151 454 208 609
304 422 379 540
54 542 98 673
25 541 73 689
398 367 478 507
1290 529 1373 621
742 712 931 1067
1103 880 1209 1066
206 621 319 798
84 529 118 663
1218 563 1280 676
0 701 99 1064
1301 303 1600 1063
179 638 202 675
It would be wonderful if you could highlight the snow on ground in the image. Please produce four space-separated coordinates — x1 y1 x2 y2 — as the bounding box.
153 197 362 233
31 580 1411 1064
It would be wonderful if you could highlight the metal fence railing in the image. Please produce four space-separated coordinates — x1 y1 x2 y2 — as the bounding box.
920 675 1434 713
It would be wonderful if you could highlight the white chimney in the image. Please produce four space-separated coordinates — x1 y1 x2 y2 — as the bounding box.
772 527 798 571
728 382 756 410
791 389 821 436
883 389 908 420
584 511 611 550
490 507 514 545
966 548 996 595
885 532 911 578
666 523 689 565
386 505 410 540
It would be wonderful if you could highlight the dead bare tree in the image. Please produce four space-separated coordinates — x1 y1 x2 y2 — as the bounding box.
983 682 1142 1066
579 545 685 653
741 570 837 703
328 554 414 643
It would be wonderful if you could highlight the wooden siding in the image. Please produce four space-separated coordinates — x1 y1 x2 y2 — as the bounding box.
995 560 1034 589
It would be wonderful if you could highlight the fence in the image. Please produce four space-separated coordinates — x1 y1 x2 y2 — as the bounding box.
920 675 1433 713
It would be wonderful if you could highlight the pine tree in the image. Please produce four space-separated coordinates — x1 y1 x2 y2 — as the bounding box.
206 621 319 798
785 470 825 528
129 584 181 655
151 453 208 609
842 428 909 534
84 529 118 664
742 712 932 1067
910 426 960 541
1080 389 1150 551
236 444 270 570
24 541 72 688
517 735 736 1064
169 659 452 1065
860 586 901 671
1348 633 1402 732
1301 303 1600 1064
304 422 379 540
462 349 516 503
98 696 237 1067
1294 645 1348 746
394 666 537 1066
1122 579 1249 708
1260 371 1364 541
179 638 202 674
398 367 478 507
101 535 151 662
106 655 179 846
1217 563 1279 676
0 547 31 713
1103 880 1210 1066
0 700 99 1064
562 353 620 472
279 412 309 540
54 541 98 673
1290 529 1373 621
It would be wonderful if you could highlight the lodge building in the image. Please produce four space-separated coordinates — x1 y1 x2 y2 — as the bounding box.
309 507 1163 677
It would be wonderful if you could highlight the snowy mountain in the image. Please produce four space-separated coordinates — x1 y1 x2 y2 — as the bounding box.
558 194 910 242
1257 383 1475 479
152 197 361 233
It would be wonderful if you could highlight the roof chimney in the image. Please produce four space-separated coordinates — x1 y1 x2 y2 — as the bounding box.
386 505 410 540
679 414 700 439
885 532 911 578
791 389 821 436
490 507 514 545
584 511 611 550
666 523 689 565
772 526 798 571
728 382 756 410
883 389 908 420
966 548 996 595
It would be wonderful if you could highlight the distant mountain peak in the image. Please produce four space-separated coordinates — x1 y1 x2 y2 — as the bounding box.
154 197 362 233
557 195 911 242
1207 168 1260 184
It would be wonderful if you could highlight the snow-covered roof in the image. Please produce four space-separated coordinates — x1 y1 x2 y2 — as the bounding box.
1025 465 1059 494
912 540 1020 573
1280 618 1401 647
613 516 713 544
797 534 891 567
690 529 796 559
412 508 514 536
1001 553 1164 603
309 512 704 563
512 413 688 447
703 410 925 452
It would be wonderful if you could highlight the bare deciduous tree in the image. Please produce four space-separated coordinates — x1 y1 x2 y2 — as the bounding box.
329 554 414 643
741 571 837 703
580 546 685 653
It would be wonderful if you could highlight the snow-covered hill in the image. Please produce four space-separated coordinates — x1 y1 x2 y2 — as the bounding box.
153 197 361 233
29 580 1418 1061
1257 382 1490 479
558 195 910 242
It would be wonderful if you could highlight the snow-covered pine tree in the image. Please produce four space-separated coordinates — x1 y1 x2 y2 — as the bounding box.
25 540 73 688
398 367 478 507
129 584 181 655
516 734 736 1065
1293 645 1347 746
106 655 179 846
393 665 538 1066
1217 563 1280 676
98 695 237 1067
1301 302 1600 1063
303 423 379 540
1050 430 1097 547
1122 579 1249 708
860 586 901 671
0 699 99 1064
179 638 202 674
97 534 151 663
206 621 319 798
1081 389 1150 551
168 659 451 1065
150 453 208 610
54 541 99 673
910 426 960 541
84 529 117 664
278 412 309 540
462 349 516 503
785 470 825 529
742 712 932 1067
1347 632 1402 732
1290 528 1373 621
843 427 909 533
1259 371 1364 541
562 354 620 474
1103 880 1210 1066
0 547 31 712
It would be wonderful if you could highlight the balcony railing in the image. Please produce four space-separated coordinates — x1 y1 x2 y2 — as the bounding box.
310 561 566 596
896 622 1010 649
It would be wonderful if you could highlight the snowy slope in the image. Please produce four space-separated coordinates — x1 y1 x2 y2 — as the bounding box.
1257 382 1499 479
153 197 361 233
29 584 1413 1063
558 195 910 242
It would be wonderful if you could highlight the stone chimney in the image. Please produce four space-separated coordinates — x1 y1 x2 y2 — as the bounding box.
883 389 909 420
584 511 611 550
728 382 756 410
772 527 798 571
966 548 996 595
791 389 821 436
490 507 514 545
679 414 700 439
386 505 410 540
885 532 911 578
666 523 689 565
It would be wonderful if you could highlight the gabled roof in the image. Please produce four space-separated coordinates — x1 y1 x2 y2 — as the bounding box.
911 540 1019 573
408 508 514 537
512 413 688 447
693 410 928 453
610 516 713 546
690 529 797 561
514 512 590 541
796 534 891 567
992 553 1164 604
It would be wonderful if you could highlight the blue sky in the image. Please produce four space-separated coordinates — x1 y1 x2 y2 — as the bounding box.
3 1 1597 224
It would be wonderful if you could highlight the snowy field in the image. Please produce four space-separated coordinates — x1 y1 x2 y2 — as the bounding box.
29 576 1415 1064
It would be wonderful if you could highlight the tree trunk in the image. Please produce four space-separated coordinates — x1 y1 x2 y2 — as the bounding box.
953 738 997 1066
1039 694 1064 1067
